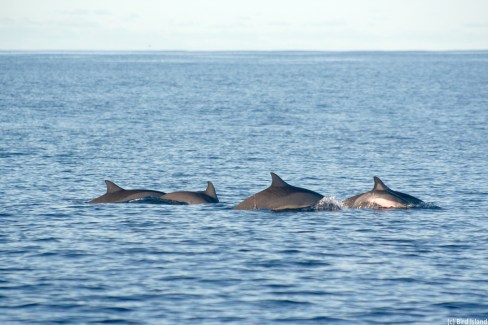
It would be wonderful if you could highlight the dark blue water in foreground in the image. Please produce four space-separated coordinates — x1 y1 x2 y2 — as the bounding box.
1 51 488 324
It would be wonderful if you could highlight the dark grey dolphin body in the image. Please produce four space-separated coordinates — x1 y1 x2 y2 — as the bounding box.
234 173 324 211
343 176 425 209
160 181 219 204
89 180 166 204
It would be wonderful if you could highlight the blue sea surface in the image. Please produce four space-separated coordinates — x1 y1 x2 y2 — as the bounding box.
1 51 487 324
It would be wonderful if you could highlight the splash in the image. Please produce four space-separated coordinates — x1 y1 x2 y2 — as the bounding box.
315 196 343 211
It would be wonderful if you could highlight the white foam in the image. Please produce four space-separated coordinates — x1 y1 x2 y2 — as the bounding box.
315 196 343 211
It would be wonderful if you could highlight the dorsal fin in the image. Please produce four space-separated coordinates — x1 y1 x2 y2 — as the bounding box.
270 172 288 187
105 180 123 193
204 181 218 199
373 176 390 191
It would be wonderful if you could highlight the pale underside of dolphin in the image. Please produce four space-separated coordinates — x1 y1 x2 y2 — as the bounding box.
89 180 166 204
234 172 324 211
343 176 425 209
160 181 219 204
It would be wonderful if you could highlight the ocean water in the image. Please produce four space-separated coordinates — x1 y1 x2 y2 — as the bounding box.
1 51 487 324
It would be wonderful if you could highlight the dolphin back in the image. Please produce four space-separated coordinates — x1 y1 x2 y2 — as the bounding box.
89 180 166 204
343 176 425 209
234 172 324 211
160 181 219 204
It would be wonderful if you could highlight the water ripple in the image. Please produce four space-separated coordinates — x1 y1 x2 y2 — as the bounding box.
1 51 488 324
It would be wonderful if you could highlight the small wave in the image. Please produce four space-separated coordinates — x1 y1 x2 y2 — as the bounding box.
415 202 442 209
389 201 442 209
315 196 342 211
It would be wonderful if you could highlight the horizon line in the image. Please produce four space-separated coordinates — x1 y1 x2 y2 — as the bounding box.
1 49 487 53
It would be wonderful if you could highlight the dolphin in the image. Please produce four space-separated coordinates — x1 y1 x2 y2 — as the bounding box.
234 172 324 211
343 176 425 209
160 181 219 204
89 180 166 204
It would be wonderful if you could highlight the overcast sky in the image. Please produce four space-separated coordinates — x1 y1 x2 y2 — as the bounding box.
1 0 487 50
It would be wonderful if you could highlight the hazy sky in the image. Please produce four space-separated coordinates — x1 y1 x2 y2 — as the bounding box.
1 0 487 50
